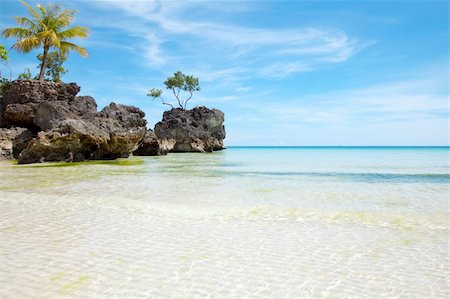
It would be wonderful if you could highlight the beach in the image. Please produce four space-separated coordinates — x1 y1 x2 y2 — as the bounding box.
0 147 449 298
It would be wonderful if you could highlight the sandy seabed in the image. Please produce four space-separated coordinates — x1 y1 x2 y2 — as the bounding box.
1 192 448 298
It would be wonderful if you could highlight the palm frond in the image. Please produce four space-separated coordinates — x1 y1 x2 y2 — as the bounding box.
14 16 38 30
57 9 75 26
19 0 41 22
58 26 89 40
12 36 41 53
59 41 88 57
2 27 33 39
36 3 50 19
49 30 60 47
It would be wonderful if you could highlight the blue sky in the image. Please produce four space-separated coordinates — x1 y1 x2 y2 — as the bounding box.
1 0 448 145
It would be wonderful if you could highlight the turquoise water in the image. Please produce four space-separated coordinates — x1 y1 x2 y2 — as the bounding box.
0 147 449 297
1 146 448 233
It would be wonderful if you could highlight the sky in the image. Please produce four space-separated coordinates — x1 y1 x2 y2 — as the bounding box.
0 0 448 146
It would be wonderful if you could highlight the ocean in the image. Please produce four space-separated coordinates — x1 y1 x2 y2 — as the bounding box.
0 147 449 297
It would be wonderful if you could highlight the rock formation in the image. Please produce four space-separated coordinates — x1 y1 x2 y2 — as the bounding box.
19 102 146 164
0 80 79 128
0 80 226 164
154 106 225 152
133 130 169 156
0 127 34 160
0 80 147 164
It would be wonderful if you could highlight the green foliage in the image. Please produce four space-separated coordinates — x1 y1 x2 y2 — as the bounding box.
147 88 173 109
148 88 162 98
37 50 67 82
17 68 33 80
0 44 11 95
0 77 10 96
0 44 8 62
2 0 89 81
148 71 200 110
0 44 12 80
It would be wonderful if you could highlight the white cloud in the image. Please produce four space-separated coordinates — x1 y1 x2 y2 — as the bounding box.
230 75 449 128
142 32 165 66
90 1 362 78
260 62 314 77
222 74 448 145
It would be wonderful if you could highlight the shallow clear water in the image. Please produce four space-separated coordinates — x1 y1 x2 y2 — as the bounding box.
0 147 449 298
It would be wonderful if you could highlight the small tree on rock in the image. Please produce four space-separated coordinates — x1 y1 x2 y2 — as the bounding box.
147 71 200 110
0 44 12 80
0 44 11 95
37 50 67 82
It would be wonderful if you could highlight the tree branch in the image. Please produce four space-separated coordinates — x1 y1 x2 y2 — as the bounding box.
157 96 173 109
172 87 183 109
184 91 193 110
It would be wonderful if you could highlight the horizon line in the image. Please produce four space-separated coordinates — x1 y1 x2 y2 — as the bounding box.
225 145 450 148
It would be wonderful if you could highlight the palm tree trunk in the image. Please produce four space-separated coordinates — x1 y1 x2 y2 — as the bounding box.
38 46 49 81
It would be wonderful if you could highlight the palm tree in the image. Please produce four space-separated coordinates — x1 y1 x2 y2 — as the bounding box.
2 0 89 81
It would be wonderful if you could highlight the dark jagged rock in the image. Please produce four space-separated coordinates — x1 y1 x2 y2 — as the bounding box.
0 127 34 160
33 96 97 131
33 101 77 131
0 80 147 164
71 96 98 118
133 130 169 156
0 80 80 128
3 103 37 127
3 79 79 103
133 130 159 156
12 128 35 158
18 102 147 164
98 102 147 129
154 106 225 152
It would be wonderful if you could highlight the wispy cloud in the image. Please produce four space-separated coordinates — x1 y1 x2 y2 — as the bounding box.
241 76 449 127
89 1 363 78
222 72 448 145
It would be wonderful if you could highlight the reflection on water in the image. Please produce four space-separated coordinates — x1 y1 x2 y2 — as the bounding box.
0 147 449 297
